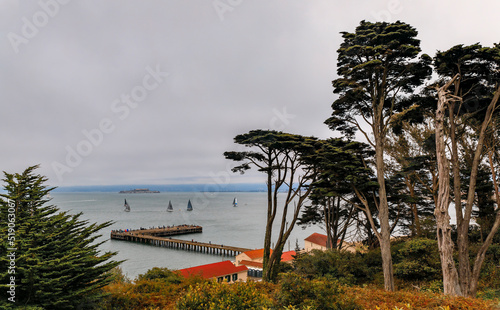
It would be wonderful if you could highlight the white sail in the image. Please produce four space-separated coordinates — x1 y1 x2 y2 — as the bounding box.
167 200 174 212
124 199 130 212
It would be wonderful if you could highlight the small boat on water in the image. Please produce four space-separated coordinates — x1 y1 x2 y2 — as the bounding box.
124 199 130 212
187 199 193 211
233 197 238 207
167 200 174 212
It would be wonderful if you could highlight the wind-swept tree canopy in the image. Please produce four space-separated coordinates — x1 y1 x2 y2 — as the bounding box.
224 130 320 282
326 20 432 140
431 43 500 297
325 20 432 291
298 138 376 250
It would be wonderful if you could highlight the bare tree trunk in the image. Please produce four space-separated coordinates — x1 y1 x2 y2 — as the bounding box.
435 75 462 296
407 181 421 236
325 198 333 249
267 185 312 281
262 153 275 282
469 151 500 296
449 106 472 295
374 121 395 291
461 86 500 296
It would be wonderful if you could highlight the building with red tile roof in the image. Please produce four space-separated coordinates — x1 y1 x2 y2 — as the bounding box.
236 249 296 268
281 250 296 262
235 249 297 280
179 260 248 283
239 260 263 269
304 232 329 250
304 233 356 253
240 248 268 261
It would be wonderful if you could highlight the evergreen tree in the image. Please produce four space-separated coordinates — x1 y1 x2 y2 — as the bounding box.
325 20 432 291
386 123 437 238
298 138 376 250
432 44 500 296
0 166 120 309
224 130 319 282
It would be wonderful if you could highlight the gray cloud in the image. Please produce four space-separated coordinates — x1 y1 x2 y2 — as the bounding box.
1 0 499 186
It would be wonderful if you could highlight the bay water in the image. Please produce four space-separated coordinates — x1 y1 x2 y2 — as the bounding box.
50 191 323 280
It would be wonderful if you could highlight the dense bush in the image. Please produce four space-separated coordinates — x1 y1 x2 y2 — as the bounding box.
347 286 499 310
107 266 131 284
274 273 360 310
292 249 372 285
97 268 202 310
96 265 500 310
176 280 273 310
393 238 441 281
136 267 182 284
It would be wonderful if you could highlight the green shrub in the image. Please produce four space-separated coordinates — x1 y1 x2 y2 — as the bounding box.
136 267 182 284
393 238 441 281
422 280 444 293
274 273 360 310
108 266 131 284
176 281 273 310
292 250 372 285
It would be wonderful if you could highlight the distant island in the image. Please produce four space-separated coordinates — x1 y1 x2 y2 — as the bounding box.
52 183 268 193
119 188 160 194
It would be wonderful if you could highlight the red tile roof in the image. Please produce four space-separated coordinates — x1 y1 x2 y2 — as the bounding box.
239 260 263 269
179 260 247 280
242 248 270 260
304 233 328 247
281 250 296 262
240 249 296 263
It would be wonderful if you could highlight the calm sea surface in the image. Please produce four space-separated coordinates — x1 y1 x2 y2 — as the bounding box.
50 192 323 279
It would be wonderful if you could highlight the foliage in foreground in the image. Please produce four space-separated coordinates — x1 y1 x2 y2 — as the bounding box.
96 267 499 310
347 286 499 310
0 166 120 310
177 280 274 309
292 249 373 285
273 273 360 310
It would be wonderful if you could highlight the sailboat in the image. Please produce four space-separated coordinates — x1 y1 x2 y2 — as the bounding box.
233 197 238 207
167 200 174 212
124 199 130 212
187 199 193 211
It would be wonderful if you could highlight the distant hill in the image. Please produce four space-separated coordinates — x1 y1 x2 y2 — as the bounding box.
52 183 269 193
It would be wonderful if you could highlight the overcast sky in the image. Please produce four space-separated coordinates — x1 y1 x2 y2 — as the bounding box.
1 0 499 187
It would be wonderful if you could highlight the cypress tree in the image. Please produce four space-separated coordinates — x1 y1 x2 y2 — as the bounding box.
325 20 432 291
0 165 120 309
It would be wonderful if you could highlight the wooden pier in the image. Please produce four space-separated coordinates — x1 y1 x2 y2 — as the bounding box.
110 225 252 256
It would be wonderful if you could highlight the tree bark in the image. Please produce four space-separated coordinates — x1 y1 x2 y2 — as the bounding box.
468 149 500 296
373 109 395 291
435 75 462 296
407 181 421 236
267 183 312 281
449 104 472 295
262 152 274 282
460 85 500 296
